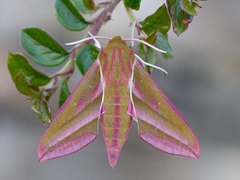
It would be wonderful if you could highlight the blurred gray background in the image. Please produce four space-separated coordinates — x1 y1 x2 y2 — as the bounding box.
1 0 240 180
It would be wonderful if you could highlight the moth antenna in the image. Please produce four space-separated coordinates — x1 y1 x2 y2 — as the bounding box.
88 31 102 49
66 36 111 45
123 38 166 54
134 53 168 75
67 36 166 54
130 20 137 48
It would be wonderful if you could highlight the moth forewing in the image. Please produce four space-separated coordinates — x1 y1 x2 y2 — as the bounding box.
131 60 199 159
38 60 103 162
38 36 199 168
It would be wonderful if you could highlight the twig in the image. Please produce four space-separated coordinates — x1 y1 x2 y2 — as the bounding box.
88 0 121 36
70 0 121 58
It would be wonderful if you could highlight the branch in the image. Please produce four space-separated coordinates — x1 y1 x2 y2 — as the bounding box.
69 0 121 58
88 0 121 36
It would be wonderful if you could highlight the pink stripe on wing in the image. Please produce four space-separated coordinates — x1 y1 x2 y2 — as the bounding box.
112 139 118 146
38 60 101 153
117 47 128 77
134 59 199 155
114 97 120 103
140 132 199 159
108 47 116 77
100 51 108 74
39 133 97 162
115 105 120 115
50 108 100 147
127 51 134 72
112 104 120 144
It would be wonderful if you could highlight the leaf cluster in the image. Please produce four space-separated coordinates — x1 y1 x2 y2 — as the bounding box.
135 0 204 73
8 0 205 123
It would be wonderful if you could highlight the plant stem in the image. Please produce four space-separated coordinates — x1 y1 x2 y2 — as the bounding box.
88 0 121 36
125 7 135 24
125 7 145 39
70 0 122 58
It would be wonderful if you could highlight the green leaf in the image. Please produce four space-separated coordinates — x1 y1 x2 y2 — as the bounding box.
82 0 95 10
75 44 100 75
56 0 89 31
141 4 171 35
39 99 51 124
145 47 156 74
21 28 69 66
32 97 51 124
72 0 86 11
58 78 70 108
155 32 173 58
138 43 145 57
124 0 141 10
180 0 199 15
15 72 30 95
166 0 194 35
138 43 156 74
8 53 51 86
72 0 95 11
146 31 157 44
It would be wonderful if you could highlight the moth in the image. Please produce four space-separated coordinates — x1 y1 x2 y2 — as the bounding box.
38 36 199 168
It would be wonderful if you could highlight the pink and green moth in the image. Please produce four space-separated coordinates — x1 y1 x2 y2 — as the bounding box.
38 36 199 168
